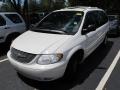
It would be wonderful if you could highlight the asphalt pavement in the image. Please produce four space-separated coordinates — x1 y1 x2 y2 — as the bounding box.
0 35 120 90
104 58 120 90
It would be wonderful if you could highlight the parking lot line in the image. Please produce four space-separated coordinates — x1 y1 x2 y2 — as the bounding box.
96 50 120 90
0 58 8 63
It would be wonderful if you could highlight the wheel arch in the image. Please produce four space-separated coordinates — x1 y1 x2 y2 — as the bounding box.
63 46 84 79
66 46 84 64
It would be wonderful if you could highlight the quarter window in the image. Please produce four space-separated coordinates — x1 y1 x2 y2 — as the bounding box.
0 15 6 26
5 14 22 24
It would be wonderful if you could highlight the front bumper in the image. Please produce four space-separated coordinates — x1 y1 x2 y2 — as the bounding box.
7 51 67 81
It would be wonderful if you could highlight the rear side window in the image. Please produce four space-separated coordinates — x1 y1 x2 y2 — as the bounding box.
0 15 6 26
5 14 22 24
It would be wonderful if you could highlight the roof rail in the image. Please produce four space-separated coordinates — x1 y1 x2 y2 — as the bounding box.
64 6 98 10
88 7 98 9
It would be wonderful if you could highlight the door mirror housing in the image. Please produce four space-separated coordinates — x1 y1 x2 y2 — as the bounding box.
82 24 96 35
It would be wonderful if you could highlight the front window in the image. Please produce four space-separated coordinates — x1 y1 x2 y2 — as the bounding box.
31 11 84 35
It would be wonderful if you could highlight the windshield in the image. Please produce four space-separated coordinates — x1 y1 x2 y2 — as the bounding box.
31 11 84 35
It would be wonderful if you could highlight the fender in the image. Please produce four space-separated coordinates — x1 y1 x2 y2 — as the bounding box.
66 45 84 63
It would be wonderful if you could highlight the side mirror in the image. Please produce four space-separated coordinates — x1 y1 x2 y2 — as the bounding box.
82 24 96 35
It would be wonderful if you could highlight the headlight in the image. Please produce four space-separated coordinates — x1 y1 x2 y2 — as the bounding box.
37 54 63 65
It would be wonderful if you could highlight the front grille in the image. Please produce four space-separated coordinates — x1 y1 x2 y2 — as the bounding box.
11 48 36 63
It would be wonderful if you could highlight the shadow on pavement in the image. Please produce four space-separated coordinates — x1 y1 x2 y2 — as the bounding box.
0 43 10 57
17 41 113 90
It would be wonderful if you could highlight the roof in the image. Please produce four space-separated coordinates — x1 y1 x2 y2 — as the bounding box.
56 6 102 12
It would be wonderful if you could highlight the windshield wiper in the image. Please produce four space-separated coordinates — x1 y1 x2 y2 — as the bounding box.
31 28 67 34
50 30 67 34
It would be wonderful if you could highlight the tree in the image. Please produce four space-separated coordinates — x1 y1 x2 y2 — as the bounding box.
67 0 120 14
29 0 39 12
0 0 15 12
9 0 22 14
68 0 77 6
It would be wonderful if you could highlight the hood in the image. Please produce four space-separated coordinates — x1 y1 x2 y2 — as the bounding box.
11 31 72 54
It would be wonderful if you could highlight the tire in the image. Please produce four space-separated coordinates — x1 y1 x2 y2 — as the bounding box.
63 51 83 81
116 26 120 36
116 29 120 36
101 34 108 46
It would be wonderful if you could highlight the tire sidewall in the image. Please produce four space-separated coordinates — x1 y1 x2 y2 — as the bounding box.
63 52 83 81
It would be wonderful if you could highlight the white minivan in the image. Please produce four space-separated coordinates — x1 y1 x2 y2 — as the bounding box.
0 12 26 44
7 6 109 81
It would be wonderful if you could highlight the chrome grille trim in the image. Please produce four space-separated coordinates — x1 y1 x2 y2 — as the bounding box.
11 48 36 63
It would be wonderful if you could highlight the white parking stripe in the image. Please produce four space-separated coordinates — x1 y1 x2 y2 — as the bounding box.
96 50 120 90
0 58 8 63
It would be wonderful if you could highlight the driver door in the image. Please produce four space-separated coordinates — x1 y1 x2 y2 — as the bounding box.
82 11 99 55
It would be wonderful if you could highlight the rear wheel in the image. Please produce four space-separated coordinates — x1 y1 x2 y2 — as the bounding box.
101 34 108 46
116 28 120 36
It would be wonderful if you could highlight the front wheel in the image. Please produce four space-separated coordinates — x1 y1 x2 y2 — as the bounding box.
63 52 83 81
